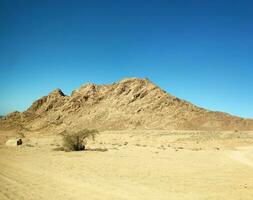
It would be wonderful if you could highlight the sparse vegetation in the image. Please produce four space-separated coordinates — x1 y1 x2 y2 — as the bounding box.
61 129 98 151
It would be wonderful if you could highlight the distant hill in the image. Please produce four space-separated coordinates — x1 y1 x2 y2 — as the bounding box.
1 78 253 132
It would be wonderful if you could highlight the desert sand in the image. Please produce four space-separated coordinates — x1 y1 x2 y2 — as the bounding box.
1 130 253 200
1 78 253 199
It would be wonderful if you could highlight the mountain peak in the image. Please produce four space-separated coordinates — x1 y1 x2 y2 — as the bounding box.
118 77 152 84
1 77 253 131
48 89 65 97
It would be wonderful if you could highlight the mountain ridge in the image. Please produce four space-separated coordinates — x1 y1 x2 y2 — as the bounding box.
1 77 253 132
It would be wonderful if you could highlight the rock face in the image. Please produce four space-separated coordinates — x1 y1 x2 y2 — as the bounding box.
6 138 22 146
1 78 253 132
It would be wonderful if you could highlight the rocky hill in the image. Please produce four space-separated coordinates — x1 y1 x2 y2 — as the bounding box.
1 78 253 132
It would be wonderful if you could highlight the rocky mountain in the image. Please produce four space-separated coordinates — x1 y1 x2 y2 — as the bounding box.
1 78 253 132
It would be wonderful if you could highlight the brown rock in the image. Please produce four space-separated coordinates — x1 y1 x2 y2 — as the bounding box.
1 78 253 132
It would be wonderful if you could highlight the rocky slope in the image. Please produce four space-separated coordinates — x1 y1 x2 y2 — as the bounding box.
1 78 253 132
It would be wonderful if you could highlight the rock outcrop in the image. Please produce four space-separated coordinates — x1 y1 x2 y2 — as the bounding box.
1 78 253 132
6 138 22 146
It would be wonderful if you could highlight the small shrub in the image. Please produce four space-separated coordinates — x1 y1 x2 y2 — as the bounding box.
61 129 98 151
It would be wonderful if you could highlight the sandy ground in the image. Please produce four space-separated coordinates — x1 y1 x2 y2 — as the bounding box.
1 130 253 200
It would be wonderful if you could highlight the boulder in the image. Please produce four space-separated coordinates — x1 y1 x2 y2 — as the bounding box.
6 138 23 146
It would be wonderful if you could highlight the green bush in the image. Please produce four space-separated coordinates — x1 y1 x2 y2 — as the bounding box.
61 129 98 151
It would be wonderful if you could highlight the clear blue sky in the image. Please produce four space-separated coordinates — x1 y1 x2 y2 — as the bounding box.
0 0 253 118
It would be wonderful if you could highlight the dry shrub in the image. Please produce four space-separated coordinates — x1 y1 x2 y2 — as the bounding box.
61 129 98 151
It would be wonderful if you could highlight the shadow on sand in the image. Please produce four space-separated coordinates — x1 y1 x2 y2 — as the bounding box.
85 148 108 152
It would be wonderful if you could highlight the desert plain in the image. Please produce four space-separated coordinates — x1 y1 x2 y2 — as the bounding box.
1 129 253 200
